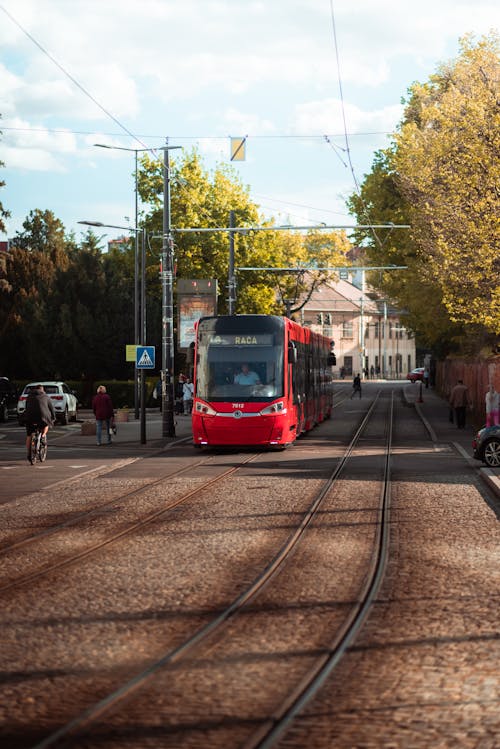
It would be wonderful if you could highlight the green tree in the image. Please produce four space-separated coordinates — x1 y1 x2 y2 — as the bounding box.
0 120 13 350
395 33 500 334
138 148 350 323
0 118 10 234
50 230 135 379
348 33 500 349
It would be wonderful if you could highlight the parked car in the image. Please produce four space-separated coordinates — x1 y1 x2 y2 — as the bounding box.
0 377 19 422
472 424 500 468
17 381 78 425
406 367 425 383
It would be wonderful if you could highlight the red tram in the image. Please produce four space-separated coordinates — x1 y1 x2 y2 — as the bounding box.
191 315 336 448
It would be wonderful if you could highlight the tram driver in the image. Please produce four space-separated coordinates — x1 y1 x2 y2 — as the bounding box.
234 363 261 386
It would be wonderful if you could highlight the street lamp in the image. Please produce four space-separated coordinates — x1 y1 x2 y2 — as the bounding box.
161 144 182 439
94 143 154 420
78 220 148 444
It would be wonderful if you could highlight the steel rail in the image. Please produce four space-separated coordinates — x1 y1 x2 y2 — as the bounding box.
0 453 259 594
243 392 394 749
31 392 384 749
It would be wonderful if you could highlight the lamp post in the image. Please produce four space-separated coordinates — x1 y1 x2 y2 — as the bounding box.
160 145 182 440
78 220 148 444
94 143 153 420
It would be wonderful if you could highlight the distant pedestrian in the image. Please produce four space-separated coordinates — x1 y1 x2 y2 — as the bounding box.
350 373 362 399
92 385 114 445
153 379 162 410
449 379 470 429
370 365 375 379
175 374 186 414
340 366 346 380
485 385 500 427
183 377 194 414
423 367 430 389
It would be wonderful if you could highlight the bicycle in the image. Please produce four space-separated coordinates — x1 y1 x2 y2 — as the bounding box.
29 424 47 465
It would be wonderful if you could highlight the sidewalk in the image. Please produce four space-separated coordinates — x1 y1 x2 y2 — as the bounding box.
403 381 500 500
54 409 193 451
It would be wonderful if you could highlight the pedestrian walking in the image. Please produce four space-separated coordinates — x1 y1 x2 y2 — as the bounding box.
92 385 114 445
183 377 194 415
449 379 470 429
485 384 500 427
175 374 186 414
350 373 362 399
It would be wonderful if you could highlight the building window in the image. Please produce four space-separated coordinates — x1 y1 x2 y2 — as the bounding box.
342 321 353 339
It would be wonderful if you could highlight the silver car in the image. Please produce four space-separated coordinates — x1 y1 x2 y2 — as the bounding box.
17 381 78 425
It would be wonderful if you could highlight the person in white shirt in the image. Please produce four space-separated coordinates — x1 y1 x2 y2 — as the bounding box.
182 378 194 414
234 363 261 386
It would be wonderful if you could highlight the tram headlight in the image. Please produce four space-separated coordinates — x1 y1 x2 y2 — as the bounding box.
195 402 217 416
260 401 285 416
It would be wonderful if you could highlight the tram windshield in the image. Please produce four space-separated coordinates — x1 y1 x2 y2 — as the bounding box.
195 319 284 402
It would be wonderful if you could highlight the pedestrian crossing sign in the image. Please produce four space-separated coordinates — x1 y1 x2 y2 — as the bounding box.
136 346 155 369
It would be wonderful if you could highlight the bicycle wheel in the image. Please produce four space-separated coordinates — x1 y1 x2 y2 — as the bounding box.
29 432 37 465
38 436 47 462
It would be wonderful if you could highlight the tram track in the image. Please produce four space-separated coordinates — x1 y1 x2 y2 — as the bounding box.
243 392 394 749
29 391 395 749
0 389 360 594
0 452 260 594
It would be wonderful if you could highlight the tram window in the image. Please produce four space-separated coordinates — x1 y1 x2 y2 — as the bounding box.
196 345 284 401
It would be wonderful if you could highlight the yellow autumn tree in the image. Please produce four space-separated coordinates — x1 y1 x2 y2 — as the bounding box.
394 33 500 334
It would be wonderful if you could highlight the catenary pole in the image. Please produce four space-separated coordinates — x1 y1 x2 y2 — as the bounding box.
161 146 180 439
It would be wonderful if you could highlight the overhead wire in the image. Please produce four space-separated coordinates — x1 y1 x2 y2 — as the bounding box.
328 0 384 250
0 5 151 155
1 2 389 235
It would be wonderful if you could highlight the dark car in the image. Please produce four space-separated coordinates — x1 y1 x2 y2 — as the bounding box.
472 424 500 467
0 377 19 422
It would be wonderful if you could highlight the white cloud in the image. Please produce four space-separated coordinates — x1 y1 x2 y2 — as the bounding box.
1 144 67 172
1 0 498 239
291 99 404 136
0 118 76 170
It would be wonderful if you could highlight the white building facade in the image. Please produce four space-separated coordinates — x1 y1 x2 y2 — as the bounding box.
297 277 416 379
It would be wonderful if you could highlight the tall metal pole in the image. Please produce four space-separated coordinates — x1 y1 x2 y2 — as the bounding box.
383 300 387 378
162 147 176 438
134 150 140 420
359 269 365 377
228 211 235 313
228 210 236 314
140 227 147 444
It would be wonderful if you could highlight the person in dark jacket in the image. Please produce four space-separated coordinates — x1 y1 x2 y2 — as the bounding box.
449 379 470 429
350 373 362 399
24 384 56 461
92 384 115 445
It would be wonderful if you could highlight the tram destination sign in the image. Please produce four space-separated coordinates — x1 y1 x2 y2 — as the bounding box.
208 334 273 346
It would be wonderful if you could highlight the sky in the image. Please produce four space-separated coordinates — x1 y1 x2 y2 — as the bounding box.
0 0 498 243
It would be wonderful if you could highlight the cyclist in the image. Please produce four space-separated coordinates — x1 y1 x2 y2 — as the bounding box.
24 384 56 462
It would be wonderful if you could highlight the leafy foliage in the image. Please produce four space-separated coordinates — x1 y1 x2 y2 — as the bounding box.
348 33 500 350
138 148 350 323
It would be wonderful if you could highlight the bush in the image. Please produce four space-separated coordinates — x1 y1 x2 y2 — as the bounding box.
75 379 158 409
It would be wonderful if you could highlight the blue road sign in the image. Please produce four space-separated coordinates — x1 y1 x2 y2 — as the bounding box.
136 346 155 369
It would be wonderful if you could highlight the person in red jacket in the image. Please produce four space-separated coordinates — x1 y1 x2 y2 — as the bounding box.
92 385 114 445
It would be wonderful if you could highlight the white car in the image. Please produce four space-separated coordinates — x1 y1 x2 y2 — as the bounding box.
17 381 78 425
